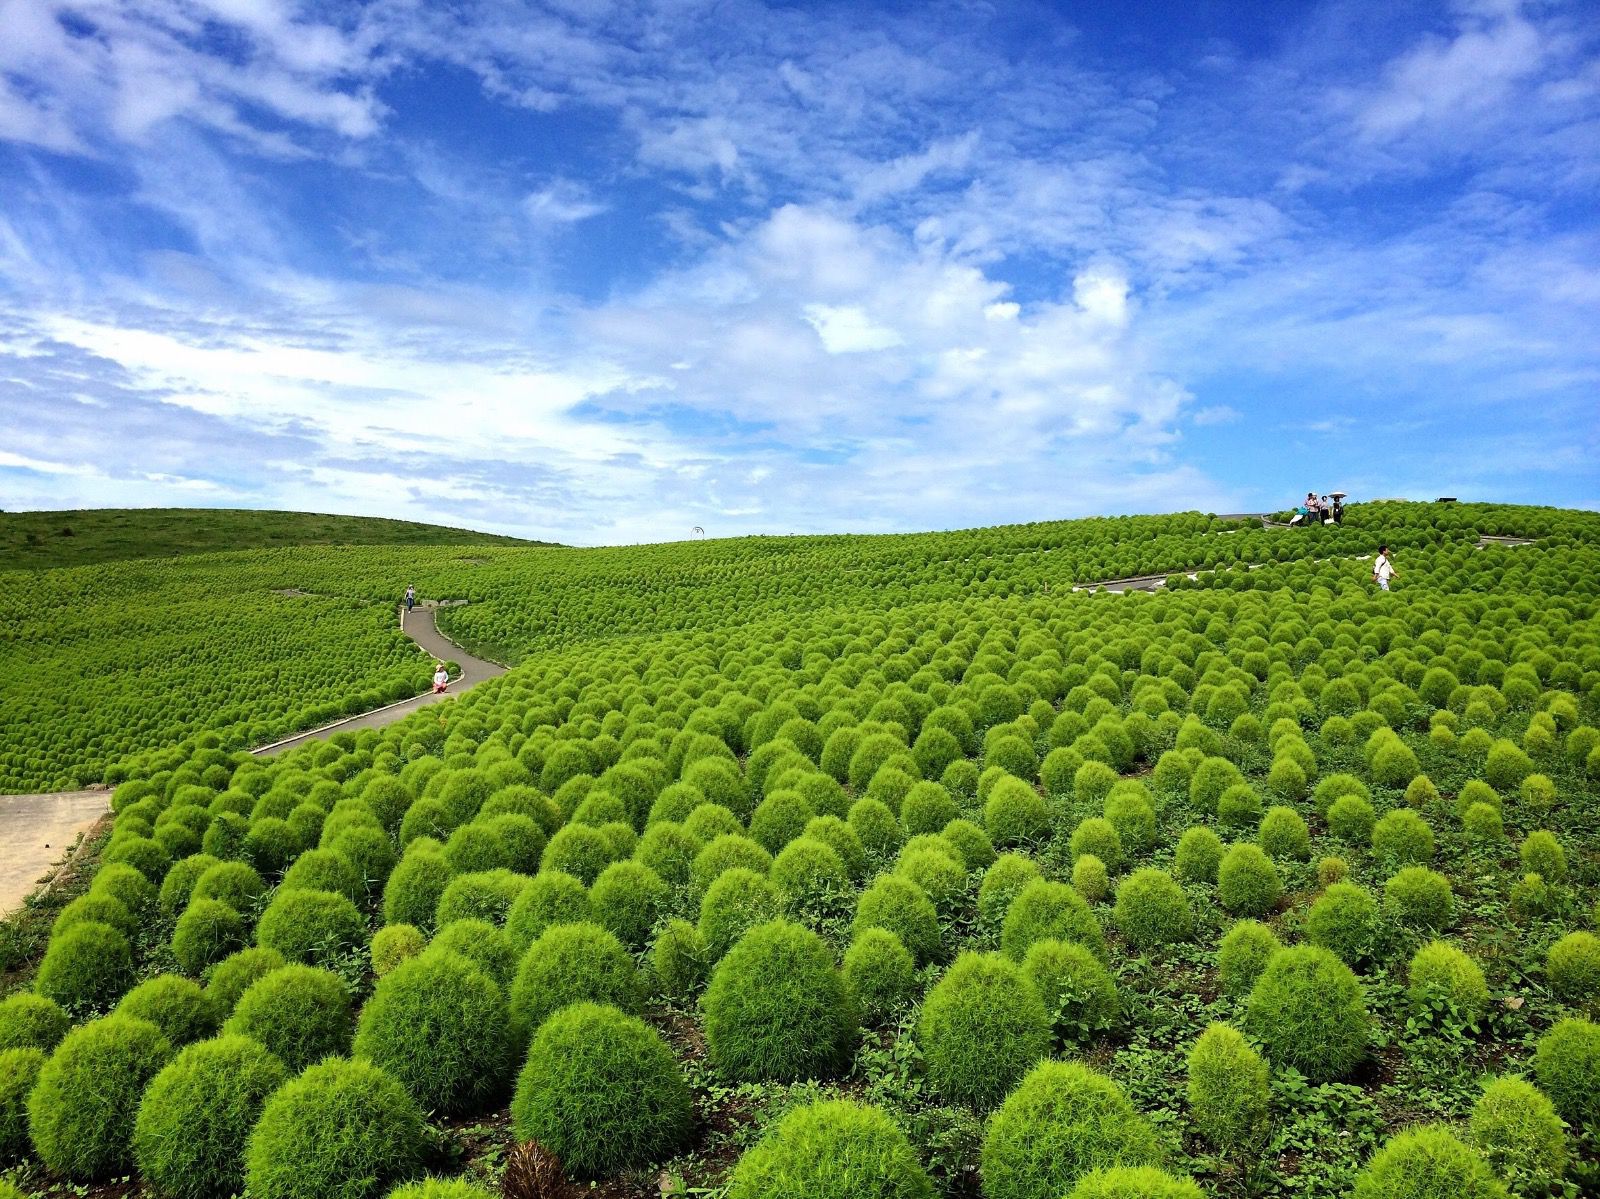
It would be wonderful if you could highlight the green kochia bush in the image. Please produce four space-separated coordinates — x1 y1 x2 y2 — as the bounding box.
0 1047 45 1163
981 1060 1162 1199
652 919 709 999
203 946 286 1017
1384 867 1455 931
1246 946 1370 1082
1112 869 1193 949
1186 1023 1268 1151
510 1002 691 1177
1066 1167 1204 1197
1350 1125 1508 1199
1001 879 1106 962
27 1014 174 1180
0 992 69 1051
132 1034 288 1199
244 1057 425 1199
256 888 367 967
382 842 454 932
223 964 353 1073
1546 931 1600 1003
919 952 1049 1109
1021 939 1119 1044
726 1099 936 1199
1174 827 1223 884
509 922 642 1043
371 923 427 977
1305 883 1380 965
354 950 512 1114
1534 1017 1600 1127
172 897 247 976
978 853 1043 926
703 919 857 1082
115 974 217 1045
589 860 669 950
34 920 134 1012
1216 844 1282 917
843 929 918 1024
1408 941 1489 1022
503 869 590 950
1469 1076 1567 1188
430 919 517 986
854 874 943 964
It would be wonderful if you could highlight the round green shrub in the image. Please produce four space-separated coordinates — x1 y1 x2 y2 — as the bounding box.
1065 1167 1204 1199
726 1098 935 1199
901 781 959 837
703 919 856 1082
27 1014 173 1179
1372 809 1435 866
372 923 427 977
203 946 286 1017
1462 801 1504 843
589 860 669 950
105 835 173 883
1384 867 1455 931
1520 831 1568 882
0 992 69 1051
434 867 527 927
848 797 904 859
539 823 615 886
89 861 157 914
1327 795 1376 844
1350 1125 1508 1199
257 888 366 967
223 964 353 1072
700 867 782 960
510 1001 691 1177
1069 817 1124 872
773 836 852 912
1071 854 1110 903
159 853 222 917
132 1034 288 1199
384 1180 497 1199
1217 784 1263 830
749 791 816 854
116 974 217 1045
843 929 917 1024
52 892 136 940
1245 946 1369 1082
1174 827 1224 884
1021 938 1119 1044
1369 739 1421 789
241 820 299 877
35 920 134 1012
1187 1023 1268 1150
978 853 1043 927
895 842 965 913
1534 1017 1600 1126
689 834 773 902
244 1056 425 1199
1469 1075 1568 1186
981 1060 1161 1199
919 952 1049 1109
354 950 512 1114
941 818 996 873
281 849 362 905
1216 844 1282 917
172 896 247 976
1408 941 1491 1018
1258 806 1310 861
192 860 267 911
430 919 517 986
1113 869 1193 949
1218 920 1281 997
652 918 709 999
1305 883 1379 965
0 1047 44 1163
1103 785 1158 855
1547 930 1600 1003
504 869 591 950
382 842 454 933
1001 879 1106 962
985 776 1052 847
854 874 943 964
509 921 642 1042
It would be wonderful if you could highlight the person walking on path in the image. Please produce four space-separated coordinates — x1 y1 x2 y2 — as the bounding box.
1373 545 1397 592
404 584 416 613
432 662 450 694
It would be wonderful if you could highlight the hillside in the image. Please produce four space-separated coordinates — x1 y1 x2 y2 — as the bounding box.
0 507 545 569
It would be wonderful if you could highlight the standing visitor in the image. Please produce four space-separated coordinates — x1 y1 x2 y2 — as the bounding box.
1373 545 1397 592
405 584 416 613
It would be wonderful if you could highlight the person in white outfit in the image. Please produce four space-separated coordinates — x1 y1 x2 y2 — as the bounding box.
432 663 450 693
1373 545 1397 591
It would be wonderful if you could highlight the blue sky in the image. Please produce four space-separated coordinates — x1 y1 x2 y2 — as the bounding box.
0 0 1595 544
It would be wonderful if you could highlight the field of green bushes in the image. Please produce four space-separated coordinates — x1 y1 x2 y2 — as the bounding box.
2 499 1599 1199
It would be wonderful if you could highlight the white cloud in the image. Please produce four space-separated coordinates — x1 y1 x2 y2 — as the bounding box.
802 304 903 353
523 179 608 225
1192 405 1241 426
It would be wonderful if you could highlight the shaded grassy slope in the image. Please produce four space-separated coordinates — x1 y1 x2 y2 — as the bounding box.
0 507 547 569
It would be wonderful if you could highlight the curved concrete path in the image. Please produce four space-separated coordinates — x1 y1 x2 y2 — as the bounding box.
0 603 505 916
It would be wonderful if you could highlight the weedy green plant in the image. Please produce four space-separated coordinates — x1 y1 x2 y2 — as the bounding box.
1022 938 1120 1045
510 1002 691 1177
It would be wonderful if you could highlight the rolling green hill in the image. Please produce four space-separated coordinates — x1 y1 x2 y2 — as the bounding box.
0 507 546 569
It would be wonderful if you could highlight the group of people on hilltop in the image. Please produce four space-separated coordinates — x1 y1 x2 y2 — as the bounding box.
1288 492 1344 526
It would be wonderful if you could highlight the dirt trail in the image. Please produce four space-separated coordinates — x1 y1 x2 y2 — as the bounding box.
0 603 504 916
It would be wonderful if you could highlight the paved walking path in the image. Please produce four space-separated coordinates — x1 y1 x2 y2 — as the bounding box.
0 603 504 916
